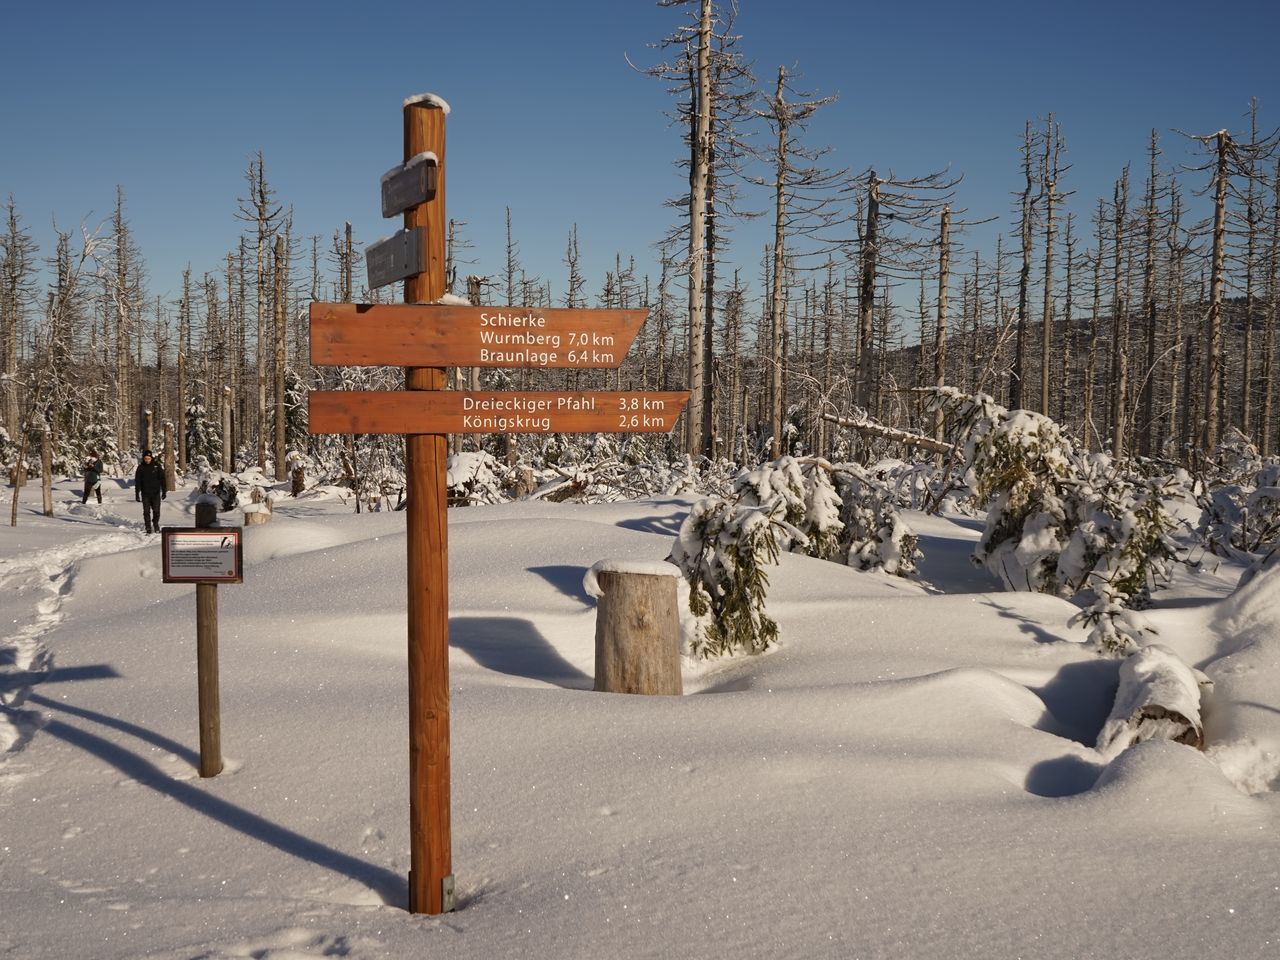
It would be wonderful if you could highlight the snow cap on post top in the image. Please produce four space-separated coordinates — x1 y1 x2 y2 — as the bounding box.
403 93 451 113
584 558 682 600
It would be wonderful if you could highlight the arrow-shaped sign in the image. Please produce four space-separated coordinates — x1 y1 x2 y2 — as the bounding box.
310 302 648 369
309 390 689 435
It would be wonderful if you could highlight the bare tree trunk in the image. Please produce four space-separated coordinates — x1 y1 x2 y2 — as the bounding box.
1058 215 1075 428
1201 132 1230 453
1167 188 1186 461
934 206 951 450
1242 102 1262 440
685 0 713 458
768 67 789 457
40 429 52 517
273 233 287 480
1085 201 1105 452
1264 162 1280 456
1013 122 1035 410
1139 132 1160 457
1110 168 1130 457
1040 117 1059 415
857 171 880 411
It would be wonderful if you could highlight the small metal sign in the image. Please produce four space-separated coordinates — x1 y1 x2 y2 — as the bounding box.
161 527 244 584
382 154 438 218
366 228 425 290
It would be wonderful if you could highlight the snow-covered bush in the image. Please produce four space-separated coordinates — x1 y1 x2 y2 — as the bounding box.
1197 438 1280 562
198 465 240 511
833 462 921 576
928 387 1185 655
669 458 814 658
446 451 507 506
669 493 799 658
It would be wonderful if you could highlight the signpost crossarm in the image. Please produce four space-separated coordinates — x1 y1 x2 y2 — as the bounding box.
403 96 453 916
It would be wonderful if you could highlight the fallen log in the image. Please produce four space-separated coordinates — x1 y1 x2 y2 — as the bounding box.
1096 644 1211 759
821 413 956 456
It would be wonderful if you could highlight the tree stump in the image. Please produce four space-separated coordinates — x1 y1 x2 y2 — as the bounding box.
244 485 273 525
590 562 682 696
291 465 306 497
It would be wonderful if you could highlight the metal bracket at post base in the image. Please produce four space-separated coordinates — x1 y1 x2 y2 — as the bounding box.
407 871 457 914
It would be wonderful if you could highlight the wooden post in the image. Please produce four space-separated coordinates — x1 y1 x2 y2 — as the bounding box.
593 568 682 696
194 501 223 777
403 96 453 916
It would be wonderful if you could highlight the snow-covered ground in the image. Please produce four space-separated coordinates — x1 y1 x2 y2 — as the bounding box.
2 475 1279 959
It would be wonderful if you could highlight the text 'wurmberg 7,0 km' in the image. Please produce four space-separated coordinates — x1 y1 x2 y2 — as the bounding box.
309 302 649 370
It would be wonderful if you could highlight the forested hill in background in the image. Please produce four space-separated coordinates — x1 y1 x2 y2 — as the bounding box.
2 1 1278 483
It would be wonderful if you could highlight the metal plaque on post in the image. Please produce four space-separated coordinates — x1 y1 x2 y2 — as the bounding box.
382 153 438 218
366 227 425 290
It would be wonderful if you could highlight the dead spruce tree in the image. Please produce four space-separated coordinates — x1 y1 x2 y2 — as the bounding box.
637 0 754 459
1180 118 1278 453
754 65 842 457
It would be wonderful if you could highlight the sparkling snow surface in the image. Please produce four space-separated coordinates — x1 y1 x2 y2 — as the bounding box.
2 478 1278 959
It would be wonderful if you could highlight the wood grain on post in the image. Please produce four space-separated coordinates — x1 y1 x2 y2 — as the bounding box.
195 503 223 777
403 96 453 917
594 570 683 696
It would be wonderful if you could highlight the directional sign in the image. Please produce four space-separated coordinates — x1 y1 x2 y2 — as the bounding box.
310 303 648 369
308 390 690 435
382 153 438 218
365 228 425 290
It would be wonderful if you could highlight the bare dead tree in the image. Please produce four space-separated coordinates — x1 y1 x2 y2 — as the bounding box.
1180 117 1279 453
235 152 284 470
755 65 841 456
1 198 38 436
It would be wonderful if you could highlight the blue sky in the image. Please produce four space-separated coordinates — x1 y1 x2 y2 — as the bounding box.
3 0 1277 313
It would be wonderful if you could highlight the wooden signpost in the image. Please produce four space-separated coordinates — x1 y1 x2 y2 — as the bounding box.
308 93 689 916
161 503 243 778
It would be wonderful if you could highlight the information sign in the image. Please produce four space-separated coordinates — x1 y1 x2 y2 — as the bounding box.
381 153 438 217
161 527 244 584
365 227 425 289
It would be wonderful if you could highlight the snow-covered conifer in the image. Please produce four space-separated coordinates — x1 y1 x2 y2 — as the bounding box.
185 394 221 470
82 408 120 474
833 463 921 576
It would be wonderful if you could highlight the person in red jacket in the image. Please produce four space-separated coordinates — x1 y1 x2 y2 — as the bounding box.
133 449 167 534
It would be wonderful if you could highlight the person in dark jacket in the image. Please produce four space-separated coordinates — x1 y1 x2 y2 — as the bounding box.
81 450 104 504
134 449 167 534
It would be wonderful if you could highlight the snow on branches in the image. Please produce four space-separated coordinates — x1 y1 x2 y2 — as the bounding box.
669 456 919 659
928 387 1184 656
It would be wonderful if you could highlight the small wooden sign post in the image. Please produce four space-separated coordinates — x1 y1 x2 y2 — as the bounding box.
308 94 689 916
161 502 244 778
